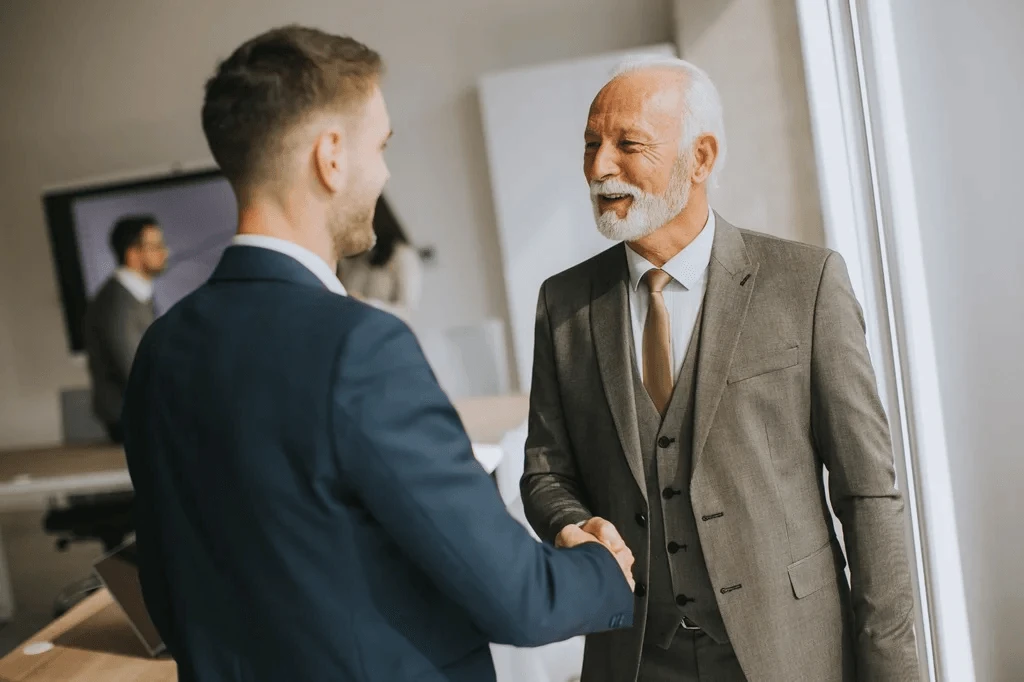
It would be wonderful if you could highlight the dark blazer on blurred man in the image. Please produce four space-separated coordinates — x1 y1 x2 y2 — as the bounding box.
83 215 166 443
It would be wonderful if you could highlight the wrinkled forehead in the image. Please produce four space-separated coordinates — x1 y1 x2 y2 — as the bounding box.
586 70 686 138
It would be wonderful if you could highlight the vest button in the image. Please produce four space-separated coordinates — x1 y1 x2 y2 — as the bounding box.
676 594 695 607
667 541 686 554
634 582 647 597
657 436 674 448
635 512 647 527
662 487 680 500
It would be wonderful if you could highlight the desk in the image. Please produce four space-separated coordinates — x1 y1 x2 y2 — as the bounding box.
452 394 528 445
0 445 130 512
453 394 529 475
0 588 175 681
0 445 132 622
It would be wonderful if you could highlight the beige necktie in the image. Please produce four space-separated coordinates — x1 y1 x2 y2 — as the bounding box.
642 268 674 415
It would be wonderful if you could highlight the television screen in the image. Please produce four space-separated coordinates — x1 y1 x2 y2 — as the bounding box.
44 168 238 351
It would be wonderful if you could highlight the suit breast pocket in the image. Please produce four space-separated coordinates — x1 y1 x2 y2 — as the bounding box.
727 345 800 384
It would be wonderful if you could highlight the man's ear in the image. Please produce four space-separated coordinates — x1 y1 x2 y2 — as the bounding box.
313 127 348 193
691 133 719 185
123 245 140 269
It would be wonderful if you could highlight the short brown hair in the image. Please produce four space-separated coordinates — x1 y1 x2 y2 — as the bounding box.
110 215 159 264
201 25 382 190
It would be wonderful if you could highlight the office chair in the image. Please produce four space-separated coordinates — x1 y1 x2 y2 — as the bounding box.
44 490 134 554
44 389 136 617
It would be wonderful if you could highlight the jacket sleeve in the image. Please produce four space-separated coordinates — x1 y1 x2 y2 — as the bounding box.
810 251 920 680
330 310 634 647
520 282 593 544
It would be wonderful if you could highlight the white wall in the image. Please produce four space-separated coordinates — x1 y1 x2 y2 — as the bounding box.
674 0 823 245
888 1 1024 679
0 0 673 448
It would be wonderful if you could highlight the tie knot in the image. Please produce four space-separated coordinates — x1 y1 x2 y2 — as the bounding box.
644 268 672 294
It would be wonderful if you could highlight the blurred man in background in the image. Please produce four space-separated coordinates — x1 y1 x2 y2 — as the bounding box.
83 215 167 443
122 25 635 682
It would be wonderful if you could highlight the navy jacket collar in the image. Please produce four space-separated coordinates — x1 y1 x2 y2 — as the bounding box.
210 245 328 291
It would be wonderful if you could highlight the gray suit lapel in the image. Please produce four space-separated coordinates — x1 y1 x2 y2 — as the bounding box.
590 247 646 500
692 216 759 474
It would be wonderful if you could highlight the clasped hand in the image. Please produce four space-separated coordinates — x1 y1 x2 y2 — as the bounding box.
556 517 635 591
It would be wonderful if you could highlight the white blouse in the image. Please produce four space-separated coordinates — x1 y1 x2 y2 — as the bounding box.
337 242 423 321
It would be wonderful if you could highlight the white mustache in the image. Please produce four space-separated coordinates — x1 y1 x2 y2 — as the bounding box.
589 180 642 199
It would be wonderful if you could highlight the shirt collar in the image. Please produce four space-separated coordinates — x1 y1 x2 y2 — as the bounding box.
625 208 716 291
114 267 154 303
231 234 347 296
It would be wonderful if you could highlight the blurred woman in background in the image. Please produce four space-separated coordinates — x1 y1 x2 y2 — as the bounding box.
338 195 423 321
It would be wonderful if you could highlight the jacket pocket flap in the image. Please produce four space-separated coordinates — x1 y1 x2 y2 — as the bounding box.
787 543 836 599
728 346 800 384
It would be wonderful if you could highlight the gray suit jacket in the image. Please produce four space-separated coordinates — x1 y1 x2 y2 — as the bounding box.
83 276 154 428
521 217 919 682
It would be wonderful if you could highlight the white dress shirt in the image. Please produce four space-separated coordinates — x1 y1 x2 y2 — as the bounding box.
114 267 154 303
231 234 347 296
624 209 716 378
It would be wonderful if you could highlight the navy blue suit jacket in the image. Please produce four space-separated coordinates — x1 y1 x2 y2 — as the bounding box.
122 245 633 682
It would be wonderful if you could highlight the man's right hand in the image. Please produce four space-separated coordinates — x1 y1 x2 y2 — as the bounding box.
556 518 635 591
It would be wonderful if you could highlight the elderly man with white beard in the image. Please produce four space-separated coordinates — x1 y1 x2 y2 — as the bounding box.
520 58 921 682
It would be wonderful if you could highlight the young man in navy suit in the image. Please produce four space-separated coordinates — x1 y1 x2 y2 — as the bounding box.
121 25 636 682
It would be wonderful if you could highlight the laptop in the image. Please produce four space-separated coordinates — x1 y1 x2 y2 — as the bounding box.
92 538 166 657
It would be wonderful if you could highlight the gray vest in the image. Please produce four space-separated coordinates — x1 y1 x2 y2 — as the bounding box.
632 305 729 648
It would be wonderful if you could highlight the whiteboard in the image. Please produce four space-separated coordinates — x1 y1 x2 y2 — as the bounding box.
478 44 677 390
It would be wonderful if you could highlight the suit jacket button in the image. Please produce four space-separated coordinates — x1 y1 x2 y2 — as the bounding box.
657 436 673 448
634 582 647 597
635 512 647 527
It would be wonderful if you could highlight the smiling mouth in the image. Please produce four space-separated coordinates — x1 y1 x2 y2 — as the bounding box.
598 194 634 209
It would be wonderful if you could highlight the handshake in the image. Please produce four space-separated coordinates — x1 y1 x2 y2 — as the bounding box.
556 517 636 591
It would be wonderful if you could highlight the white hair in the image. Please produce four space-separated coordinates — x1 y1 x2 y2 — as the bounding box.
608 57 727 187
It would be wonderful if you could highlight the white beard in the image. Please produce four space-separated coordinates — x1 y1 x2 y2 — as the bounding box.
590 158 691 242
